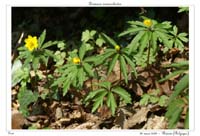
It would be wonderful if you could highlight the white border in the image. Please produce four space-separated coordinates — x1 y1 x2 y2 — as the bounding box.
1 0 199 136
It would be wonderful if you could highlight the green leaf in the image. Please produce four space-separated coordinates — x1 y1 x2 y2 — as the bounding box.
151 32 158 53
168 107 183 128
63 78 71 96
173 26 178 35
84 56 98 63
92 91 108 113
90 30 96 37
123 54 137 77
158 70 186 82
169 74 189 102
18 88 39 116
81 30 90 42
163 61 188 69
107 54 119 75
38 29 46 48
127 21 146 27
158 95 169 107
149 96 159 104
184 110 189 129
44 49 55 59
107 92 117 115
128 31 145 54
78 67 85 87
118 27 145 37
84 89 105 102
101 33 117 47
139 94 150 106
41 41 58 49
139 32 149 55
12 60 29 87
81 30 96 42
155 31 171 48
32 57 39 71
112 87 131 104
165 98 184 118
94 50 115 66
178 34 188 42
96 81 111 90
178 7 189 13
83 62 94 77
96 38 105 47
79 43 86 60
119 56 128 84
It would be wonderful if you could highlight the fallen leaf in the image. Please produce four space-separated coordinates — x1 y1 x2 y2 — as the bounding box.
142 115 167 129
124 107 149 129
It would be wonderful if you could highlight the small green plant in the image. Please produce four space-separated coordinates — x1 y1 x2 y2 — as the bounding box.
118 18 188 67
51 43 95 96
95 33 137 84
84 81 132 115
17 30 59 71
139 89 169 107
159 61 189 128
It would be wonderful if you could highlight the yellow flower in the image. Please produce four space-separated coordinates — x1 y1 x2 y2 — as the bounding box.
115 45 120 51
143 19 152 27
73 57 81 64
24 35 38 51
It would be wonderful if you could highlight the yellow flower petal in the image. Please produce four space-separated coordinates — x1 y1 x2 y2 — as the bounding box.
73 57 81 64
143 19 152 27
24 35 38 51
115 45 120 51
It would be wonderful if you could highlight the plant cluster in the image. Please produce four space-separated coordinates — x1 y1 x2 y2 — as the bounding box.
12 13 189 129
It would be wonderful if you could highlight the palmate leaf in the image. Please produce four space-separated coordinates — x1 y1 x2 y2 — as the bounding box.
119 55 128 84
139 94 150 106
82 62 94 77
92 91 108 113
155 31 171 48
107 54 119 75
96 81 111 90
18 87 39 116
84 89 105 102
112 87 132 104
95 50 115 66
128 31 145 54
107 92 117 115
77 67 85 87
101 33 117 47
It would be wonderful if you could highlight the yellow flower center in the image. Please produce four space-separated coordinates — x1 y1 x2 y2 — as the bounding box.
73 57 81 64
24 35 38 51
143 19 152 27
115 45 120 51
